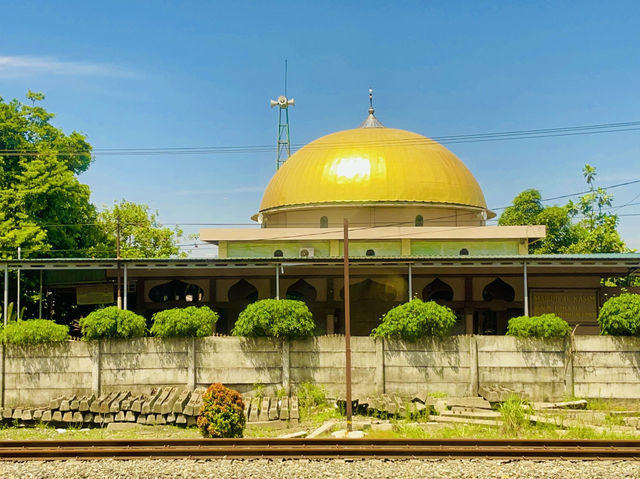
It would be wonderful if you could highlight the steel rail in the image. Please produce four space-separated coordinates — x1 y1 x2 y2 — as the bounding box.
0 438 640 461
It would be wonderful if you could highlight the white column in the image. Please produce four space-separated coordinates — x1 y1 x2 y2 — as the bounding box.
408 263 413 301
523 261 529 316
123 263 128 310
275 264 280 299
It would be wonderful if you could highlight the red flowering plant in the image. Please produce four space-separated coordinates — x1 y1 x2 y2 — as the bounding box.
197 383 246 438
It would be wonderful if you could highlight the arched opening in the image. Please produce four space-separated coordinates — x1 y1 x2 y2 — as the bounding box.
273 249 284 257
149 280 204 303
320 216 328 228
482 278 515 302
365 249 375 256
286 279 317 302
475 278 518 335
422 278 454 302
459 248 469 255
228 279 259 302
415 215 424 227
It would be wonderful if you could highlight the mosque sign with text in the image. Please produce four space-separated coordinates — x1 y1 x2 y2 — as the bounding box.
530 289 599 326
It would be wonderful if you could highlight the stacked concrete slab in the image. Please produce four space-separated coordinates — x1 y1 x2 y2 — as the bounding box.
244 396 300 423
0 387 206 427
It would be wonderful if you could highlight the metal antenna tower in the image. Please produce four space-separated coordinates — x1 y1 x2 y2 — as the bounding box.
270 60 295 170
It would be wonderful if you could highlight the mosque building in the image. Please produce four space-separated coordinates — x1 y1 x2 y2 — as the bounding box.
8 97 640 336
194 98 634 336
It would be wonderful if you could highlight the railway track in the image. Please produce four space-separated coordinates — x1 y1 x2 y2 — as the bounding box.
0 438 639 460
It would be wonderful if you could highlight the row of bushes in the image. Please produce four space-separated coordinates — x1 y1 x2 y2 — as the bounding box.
3 293 640 345
374 293 640 340
1 305 219 345
0 299 312 345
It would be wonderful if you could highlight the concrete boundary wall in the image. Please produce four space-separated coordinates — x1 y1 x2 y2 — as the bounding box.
384 337 471 397
476 336 567 401
2 336 640 407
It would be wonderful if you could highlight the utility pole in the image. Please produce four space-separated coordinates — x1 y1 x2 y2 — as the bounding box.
116 217 122 309
343 219 353 431
16 247 21 318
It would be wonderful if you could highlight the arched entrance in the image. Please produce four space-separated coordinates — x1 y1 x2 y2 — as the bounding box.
422 278 454 303
286 279 317 303
475 278 520 335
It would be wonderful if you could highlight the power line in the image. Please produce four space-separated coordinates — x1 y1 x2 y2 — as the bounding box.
31 177 640 229
1 120 640 157
5 178 640 256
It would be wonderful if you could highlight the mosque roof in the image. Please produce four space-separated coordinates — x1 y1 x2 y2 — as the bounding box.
258 107 489 215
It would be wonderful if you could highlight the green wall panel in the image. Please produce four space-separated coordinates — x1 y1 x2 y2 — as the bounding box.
343 240 402 257
227 241 331 258
411 240 519 256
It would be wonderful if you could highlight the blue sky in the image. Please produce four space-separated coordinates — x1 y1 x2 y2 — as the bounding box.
1 1 639 254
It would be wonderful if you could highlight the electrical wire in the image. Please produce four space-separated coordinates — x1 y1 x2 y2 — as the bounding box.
30 177 640 229
1 120 639 157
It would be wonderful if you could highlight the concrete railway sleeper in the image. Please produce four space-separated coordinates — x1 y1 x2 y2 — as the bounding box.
0 439 640 460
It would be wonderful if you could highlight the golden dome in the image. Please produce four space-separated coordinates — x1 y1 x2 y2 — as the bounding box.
259 119 488 214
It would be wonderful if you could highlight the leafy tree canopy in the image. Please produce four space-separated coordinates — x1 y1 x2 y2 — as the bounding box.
1 92 183 260
499 164 627 254
0 91 99 258
91 200 184 258
1 92 185 318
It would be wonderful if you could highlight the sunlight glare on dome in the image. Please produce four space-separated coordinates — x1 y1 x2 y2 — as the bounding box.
329 156 372 183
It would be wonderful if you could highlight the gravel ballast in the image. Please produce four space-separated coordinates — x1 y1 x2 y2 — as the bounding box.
0 459 639 478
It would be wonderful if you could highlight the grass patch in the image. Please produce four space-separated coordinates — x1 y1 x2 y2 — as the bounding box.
498 394 533 435
604 413 627 426
426 391 447 399
0 424 201 441
296 382 327 418
587 399 640 411
367 421 640 440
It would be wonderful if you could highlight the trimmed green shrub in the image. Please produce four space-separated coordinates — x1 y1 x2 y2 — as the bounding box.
598 293 640 336
506 313 571 338
150 306 218 338
371 298 457 340
79 306 146 340
197 383 245 438
2 319 69 345
231 299 315 339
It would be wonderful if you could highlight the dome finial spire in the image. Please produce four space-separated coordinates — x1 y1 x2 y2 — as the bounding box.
359 87 384 128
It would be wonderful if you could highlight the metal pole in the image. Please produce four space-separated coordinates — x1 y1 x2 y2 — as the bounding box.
343 218 353 432
16 247 21 318
523 261 529 316
275 264 280 300
408 263 413 301
3 265 8 326
123 263 128 310
38 270 43 319
116 218 122 309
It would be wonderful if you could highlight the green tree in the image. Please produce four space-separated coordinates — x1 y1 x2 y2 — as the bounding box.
0 91 100 258
499 189 578 253
91 200 184 258
563 164 626 253
499 165 627 254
